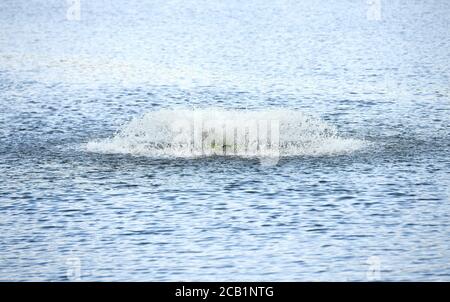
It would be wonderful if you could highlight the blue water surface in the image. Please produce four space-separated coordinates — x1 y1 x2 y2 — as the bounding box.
0 0 449 281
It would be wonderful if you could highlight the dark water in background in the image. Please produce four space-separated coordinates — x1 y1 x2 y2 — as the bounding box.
0 0 449 281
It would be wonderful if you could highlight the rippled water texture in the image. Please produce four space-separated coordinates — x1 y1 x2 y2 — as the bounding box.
0 0 449 281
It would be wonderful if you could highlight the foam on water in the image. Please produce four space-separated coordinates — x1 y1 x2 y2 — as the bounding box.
85 108 367 158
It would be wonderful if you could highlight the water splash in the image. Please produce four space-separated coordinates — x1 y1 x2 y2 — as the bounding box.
85 108 367 158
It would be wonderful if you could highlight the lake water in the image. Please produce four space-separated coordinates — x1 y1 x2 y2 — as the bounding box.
0 0 449 281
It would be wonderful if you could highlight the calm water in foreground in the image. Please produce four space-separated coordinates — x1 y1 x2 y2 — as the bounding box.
0 0 449 281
